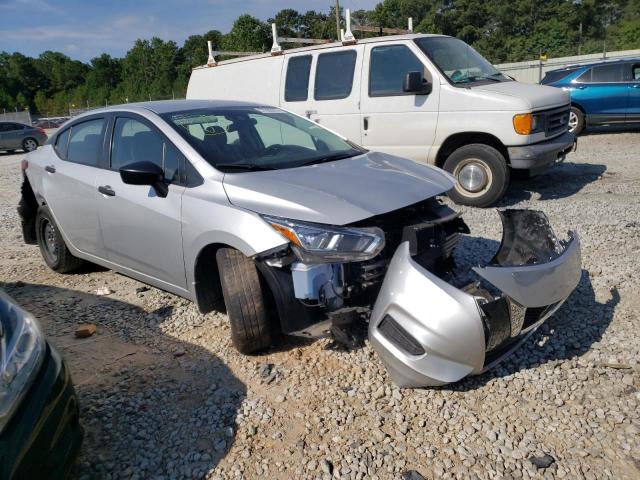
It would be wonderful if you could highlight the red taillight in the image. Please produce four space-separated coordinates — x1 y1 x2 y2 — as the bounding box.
21 159 28 171
38 127 46 135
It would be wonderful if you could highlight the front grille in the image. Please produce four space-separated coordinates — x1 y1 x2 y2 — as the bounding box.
543 105 570 137
377 315 425 356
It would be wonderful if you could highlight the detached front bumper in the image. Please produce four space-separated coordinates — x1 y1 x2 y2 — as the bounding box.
508 131 576 171
369 210 581 388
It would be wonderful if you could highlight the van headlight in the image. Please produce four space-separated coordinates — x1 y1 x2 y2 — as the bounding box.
0 295 46 434
263 215 385 263
513 113 545 135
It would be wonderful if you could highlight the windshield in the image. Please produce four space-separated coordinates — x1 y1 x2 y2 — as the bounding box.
161 107 362 171
415 37 509 85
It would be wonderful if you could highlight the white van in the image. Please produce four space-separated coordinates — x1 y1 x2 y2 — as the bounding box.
187 33 576 206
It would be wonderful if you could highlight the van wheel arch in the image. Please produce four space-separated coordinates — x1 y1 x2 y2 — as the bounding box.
436 132 509 169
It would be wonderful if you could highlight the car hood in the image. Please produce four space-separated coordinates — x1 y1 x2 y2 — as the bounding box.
473 81 570 110
222 151 455 225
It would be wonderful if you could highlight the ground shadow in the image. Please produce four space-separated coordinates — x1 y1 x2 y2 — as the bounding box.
437 235 618 392
1 281 246 479
497 160 606 206
582 123 640 136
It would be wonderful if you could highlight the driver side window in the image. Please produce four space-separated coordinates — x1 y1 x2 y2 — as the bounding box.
111 117 181 184
250 114 316 150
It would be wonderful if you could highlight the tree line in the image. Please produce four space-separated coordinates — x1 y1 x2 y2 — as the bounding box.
1 0 638 116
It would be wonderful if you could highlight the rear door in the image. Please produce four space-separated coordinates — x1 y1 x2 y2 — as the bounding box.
96 114 187 290
0 123 24 150
42 117 105 256
360 41 440 162
627 62 640 122
280 46 363 145
573 63 629 123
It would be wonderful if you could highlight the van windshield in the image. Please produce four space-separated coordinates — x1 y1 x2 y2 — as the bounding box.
415 37 509 85
162 107 363 172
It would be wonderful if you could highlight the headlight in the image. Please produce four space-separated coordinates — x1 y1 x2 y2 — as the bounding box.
0 292 45 434
513 113 544 135
263 215 385 263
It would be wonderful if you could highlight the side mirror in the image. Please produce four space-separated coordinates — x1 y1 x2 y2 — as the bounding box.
119 161 168 197
403 71 432 95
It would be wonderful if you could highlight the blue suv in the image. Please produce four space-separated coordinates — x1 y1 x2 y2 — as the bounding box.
541 59 640 134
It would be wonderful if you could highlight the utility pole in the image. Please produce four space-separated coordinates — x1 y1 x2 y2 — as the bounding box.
335 0 341 40
578 22 582 56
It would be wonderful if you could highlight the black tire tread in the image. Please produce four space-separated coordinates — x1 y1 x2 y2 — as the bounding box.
216 248 272 354
570 106 585 135
35 206 83 273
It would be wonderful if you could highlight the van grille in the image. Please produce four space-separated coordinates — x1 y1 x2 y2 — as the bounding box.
543 105 570 137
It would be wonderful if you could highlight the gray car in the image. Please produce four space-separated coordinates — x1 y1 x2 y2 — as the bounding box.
0 122 48 153
18 100 581 387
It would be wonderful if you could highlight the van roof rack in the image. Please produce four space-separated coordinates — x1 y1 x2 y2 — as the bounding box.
203 10 416 68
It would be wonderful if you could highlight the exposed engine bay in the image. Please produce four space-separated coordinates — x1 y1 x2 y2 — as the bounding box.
255 199 581 388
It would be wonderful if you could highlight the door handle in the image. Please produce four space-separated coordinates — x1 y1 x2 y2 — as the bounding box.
575 85 586 90
631 84 640 89
98 185 116 197
44 165 56 173
363 117 369 131
304 109 317 118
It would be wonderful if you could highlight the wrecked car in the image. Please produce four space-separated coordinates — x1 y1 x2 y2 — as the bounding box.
18 99 581 387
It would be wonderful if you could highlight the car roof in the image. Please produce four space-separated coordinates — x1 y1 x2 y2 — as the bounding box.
547 57 640 73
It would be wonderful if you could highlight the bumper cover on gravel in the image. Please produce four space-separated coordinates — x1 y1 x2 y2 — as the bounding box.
369 209 581 388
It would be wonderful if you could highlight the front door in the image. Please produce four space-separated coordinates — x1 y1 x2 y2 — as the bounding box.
360 42 440 163
0 123 24 150
97 114 187 289
280 46 363 145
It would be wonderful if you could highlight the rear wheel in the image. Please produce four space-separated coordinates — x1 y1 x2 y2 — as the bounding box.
22 138 38 152
443 144 509 207
568 106 584 135
35 206 83 273
216 247 273 354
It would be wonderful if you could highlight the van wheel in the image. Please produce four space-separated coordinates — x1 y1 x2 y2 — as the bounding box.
216 248 273 354
443 144 509 208
568 107 584 135
35 206 84 273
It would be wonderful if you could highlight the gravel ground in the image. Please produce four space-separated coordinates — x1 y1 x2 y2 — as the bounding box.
1 129 639 480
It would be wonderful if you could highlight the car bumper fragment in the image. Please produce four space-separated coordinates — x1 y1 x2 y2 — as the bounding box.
508 131 576 170
369 209 581 388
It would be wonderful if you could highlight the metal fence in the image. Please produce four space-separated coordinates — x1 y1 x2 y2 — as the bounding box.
496 48 640 84
0 110 32 125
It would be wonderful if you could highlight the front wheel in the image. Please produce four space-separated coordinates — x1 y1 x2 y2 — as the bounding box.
216 247 274 354
568 106 584 135
443 144 509 208
22 138 38 152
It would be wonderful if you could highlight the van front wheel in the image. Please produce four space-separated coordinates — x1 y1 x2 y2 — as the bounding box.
443 144 509 207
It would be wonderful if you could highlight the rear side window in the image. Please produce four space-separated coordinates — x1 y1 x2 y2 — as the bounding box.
67 119 105 166
631 64 640 81
591 64 624 83
111 117 182 184
315 50 357 100
285 55 312 102
54 128 70 159
370 45 426 96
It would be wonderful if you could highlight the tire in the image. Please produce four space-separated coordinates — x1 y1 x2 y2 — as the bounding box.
216 247 273 354
35 206 83 273
568 106 584 135
22 137 38 152
443 144 509 208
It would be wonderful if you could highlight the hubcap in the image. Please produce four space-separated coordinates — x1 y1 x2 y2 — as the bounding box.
458 162 488 193
24 139 37 151
43 221 58 261
568 111 578 132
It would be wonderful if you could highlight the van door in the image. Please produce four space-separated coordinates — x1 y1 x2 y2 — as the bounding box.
281 46 364 145
360 42 440 163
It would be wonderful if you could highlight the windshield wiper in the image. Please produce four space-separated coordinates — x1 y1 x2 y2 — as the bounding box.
300 152 358 167
215 163 275 171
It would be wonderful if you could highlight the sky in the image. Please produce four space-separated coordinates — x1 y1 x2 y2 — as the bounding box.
0 0 381 62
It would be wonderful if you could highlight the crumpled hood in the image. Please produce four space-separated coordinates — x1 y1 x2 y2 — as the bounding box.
473 81 570 110
222 151 455 225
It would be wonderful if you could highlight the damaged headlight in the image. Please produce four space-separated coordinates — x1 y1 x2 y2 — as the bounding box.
0 293 46 434
263 215 385 263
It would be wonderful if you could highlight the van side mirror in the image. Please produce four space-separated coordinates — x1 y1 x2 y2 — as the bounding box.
119 161 168 197
403 71 432 95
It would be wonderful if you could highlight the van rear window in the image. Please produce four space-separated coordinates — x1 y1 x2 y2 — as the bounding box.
285 55 312 102
314 50 357 101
